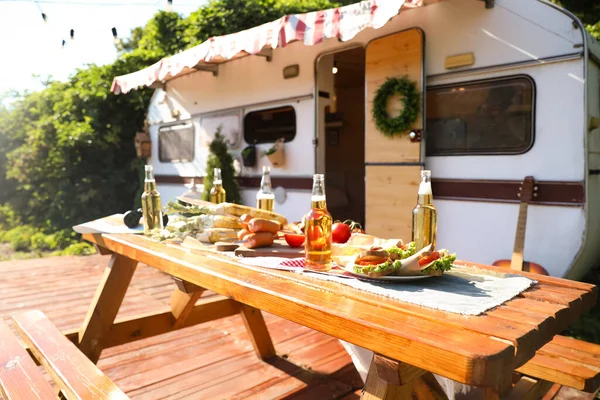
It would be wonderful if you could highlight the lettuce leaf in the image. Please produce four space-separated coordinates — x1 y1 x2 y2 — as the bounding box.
353 260 395 275
421 253 456 275
385 242 416 259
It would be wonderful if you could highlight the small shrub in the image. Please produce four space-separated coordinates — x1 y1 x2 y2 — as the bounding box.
1 226 37 252
52 230 77 249
60 242 96 256
0 204 18 230
30 232 49 251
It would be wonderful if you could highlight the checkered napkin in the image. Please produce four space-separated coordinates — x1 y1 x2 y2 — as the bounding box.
235 256 307 272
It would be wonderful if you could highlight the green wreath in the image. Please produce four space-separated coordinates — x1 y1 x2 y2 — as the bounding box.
372 76 420 137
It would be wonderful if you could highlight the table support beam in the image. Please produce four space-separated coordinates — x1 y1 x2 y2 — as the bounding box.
239 304 276 360
361 357 443 400
171 290 205 329
78 253 138 363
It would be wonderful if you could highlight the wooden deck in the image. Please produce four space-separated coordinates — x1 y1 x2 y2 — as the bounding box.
0 255 363 399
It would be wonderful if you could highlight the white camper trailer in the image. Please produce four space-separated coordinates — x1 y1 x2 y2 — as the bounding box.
112 0 600 280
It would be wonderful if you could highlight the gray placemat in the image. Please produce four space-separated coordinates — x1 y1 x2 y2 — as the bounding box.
301 264 536 316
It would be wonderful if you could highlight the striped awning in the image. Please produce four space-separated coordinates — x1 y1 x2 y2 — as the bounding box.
111 0 422 94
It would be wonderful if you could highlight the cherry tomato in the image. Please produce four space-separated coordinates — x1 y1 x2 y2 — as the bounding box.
418 251 440 266
332 222 352 243
284 233 305 248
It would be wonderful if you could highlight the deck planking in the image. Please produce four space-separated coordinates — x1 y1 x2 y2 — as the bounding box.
0 254 362 399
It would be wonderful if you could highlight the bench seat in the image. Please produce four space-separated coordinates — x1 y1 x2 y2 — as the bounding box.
10 309 129 400
517 335 600 394
0 318 56 399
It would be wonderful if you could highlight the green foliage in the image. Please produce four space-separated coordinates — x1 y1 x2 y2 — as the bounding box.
58 242 96 256
0 226 38 252
183 0 356 47
0 204 18 230
202 128 241 203
551 0 600 39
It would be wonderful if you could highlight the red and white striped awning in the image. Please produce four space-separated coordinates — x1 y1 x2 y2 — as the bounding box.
111 0 422 94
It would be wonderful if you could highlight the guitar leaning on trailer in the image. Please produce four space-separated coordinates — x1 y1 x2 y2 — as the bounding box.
492 176 549 276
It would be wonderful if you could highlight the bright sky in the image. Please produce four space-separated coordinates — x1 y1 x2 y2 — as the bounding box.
0 0 206 100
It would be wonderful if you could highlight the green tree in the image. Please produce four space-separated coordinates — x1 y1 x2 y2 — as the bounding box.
183 0 356 47
551 0 600 39
202 128 241 204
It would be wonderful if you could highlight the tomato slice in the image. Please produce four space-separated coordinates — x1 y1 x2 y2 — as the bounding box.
356 259 384 266
418 251 440 266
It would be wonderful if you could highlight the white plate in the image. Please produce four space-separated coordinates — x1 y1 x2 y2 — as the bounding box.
343 264 435 281
363 274 434 281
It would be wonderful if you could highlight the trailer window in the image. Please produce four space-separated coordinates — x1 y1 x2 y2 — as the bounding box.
426 77 534 155
244 106 296 144
158 123 195 163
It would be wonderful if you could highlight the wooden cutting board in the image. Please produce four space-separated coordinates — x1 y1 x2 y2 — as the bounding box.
234 239 304 258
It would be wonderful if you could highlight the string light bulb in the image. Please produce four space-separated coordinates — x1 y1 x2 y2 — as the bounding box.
112 27 120 44
70 29 74 40
332 61 338 74
166 0 173 11
41 12 47 22
61 39 66 48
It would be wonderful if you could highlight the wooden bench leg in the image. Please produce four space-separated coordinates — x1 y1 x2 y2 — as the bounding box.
78 253 138 363
501 376 554 400
361 355 449 400
171 278 205 329
239 304 275 360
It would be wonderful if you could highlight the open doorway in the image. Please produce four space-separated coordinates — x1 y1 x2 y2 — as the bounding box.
316 47 366 225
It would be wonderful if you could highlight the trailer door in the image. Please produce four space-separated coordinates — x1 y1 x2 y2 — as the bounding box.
364 28 424 240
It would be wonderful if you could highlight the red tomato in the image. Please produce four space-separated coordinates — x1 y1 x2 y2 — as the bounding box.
332 222 351 244
418 251 440 266
284 233 305 248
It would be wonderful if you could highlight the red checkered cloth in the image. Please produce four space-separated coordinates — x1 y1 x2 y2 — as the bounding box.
278 258 307 269
111 0 423 94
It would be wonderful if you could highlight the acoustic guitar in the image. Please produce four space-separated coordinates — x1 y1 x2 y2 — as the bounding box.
492 176 549 275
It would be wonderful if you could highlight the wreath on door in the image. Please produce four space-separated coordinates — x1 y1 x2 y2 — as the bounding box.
372 76 420 138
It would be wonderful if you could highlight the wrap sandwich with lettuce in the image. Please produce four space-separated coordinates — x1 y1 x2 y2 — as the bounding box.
348 242 456 278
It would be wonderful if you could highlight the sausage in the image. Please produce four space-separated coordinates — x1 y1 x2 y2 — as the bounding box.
244 232 275 249
248 218 279 234
237 229 252 241
240 214 252 229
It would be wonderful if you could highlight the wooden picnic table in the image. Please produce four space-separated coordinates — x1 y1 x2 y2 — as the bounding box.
78 231 597 399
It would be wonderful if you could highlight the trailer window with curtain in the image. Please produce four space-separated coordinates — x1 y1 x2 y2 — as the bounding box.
426 76 534 156
244 106 296 144
158 123 195 163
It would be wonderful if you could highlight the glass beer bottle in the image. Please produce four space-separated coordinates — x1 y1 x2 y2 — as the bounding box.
412 170 437 252
209 168 226 204
141 165 164 235
256 166 275 211
304 174 333 271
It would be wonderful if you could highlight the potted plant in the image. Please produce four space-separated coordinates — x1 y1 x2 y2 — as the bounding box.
241 144 257 167
262 138 285 168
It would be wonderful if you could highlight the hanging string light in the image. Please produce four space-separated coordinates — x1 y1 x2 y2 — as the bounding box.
41 12 47 22
70 29 74 40
166 0 173 12
111 27 120 44
62 39 66 48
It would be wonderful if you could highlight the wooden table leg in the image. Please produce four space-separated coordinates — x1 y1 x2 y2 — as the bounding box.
361 355 449 400
78 253 137 363
171 278 205 330
239 304 275 360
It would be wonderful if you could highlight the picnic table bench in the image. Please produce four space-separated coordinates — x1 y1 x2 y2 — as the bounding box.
2 225 600 399
0 310 128 399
